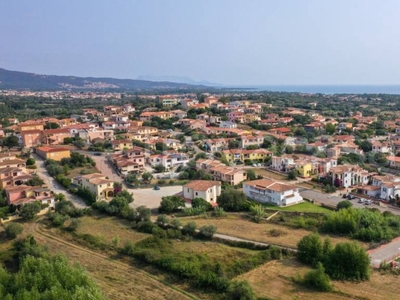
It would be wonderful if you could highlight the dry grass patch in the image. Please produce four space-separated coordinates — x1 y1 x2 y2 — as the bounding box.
180 214 366 249
74 215 149 247
253 168 287 180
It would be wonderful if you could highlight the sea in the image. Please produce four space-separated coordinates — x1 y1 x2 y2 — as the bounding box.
229 85 400 95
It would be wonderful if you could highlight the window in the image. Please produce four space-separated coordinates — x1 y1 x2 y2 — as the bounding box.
195 192 198 196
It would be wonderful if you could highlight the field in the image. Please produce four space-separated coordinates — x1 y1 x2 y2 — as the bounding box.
253 168 288 180
263 201 332 213
238 259 400 300
67 166 98 178
180 214 365 249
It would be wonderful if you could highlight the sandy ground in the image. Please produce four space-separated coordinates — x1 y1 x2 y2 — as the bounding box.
128 186 182 209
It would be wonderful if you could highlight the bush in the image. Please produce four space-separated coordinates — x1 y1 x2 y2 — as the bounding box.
20 201 42 220
301 262 332 292
5 223 23 238
182 221 197 236
26 158 36 166
337 200 353 210
226 280 257 300
217 189 249 212
198 225 217 239
297 233 324 267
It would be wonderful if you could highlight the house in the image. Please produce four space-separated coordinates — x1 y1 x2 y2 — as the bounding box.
0 167 32 189
170 109 187 119
149 153 189 169
219 121 237 129
204 138 232 152
221 148 272 164
18 121 45 132
338 122 353 131
4 185 55 207
180 99 199 110
111 139 133 151
21 130 43 148
108 147 145 175
268 127 292 135
196 159 247 186
371 141 391 154
370 174 400 200
42 128 72 145
387 156 400 168
240 135 264 149
35 146 71 161
73 173 114 201
159 96 179 107
182 180 221 205
243 178 303 206
329 164 370 188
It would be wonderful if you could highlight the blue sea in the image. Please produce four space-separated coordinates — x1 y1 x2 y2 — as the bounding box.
229 85 400 95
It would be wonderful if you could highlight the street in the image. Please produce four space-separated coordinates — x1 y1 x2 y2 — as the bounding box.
369 237 400 268
32 154 88 208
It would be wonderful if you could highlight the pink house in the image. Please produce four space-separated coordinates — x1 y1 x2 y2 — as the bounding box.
5 185 55 207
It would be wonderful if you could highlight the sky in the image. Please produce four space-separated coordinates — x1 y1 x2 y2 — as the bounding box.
1 0 400 86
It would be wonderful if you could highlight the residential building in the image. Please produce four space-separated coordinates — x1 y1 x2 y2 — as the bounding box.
182 180 221 205
73 173 114 201
42 128 72 145
0 167 32 189
240 135 264 149
219 121 237 129
196 159 247 186
21 130 43 148
108 147 145 175
221 148 272 164
149 153 189 169
204 138 232 152
243 178 303 206
111 139 133 151
4 185 55 207
159 96 179 107
328 164 370 188
35 146 71 161
371 141 391 154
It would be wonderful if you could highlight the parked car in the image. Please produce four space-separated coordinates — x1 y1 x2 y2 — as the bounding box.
342 193 348 199
358 198 365 203
347 194 356 200
153 185 160 190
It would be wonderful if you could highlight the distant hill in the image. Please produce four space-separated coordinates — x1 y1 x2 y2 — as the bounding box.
136 75 223 87
0 68 214 91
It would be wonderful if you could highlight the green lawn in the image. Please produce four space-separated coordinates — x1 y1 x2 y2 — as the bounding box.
262 201 332 214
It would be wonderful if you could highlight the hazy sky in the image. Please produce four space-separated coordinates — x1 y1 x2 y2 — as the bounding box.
1 0 400 85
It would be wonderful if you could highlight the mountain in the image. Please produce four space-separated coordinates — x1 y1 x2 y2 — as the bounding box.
0 68 215 91
137 75 223 87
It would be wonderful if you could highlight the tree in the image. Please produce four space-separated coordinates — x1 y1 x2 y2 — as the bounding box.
159 196 185 214
226 280 257 300
325 123 336 135
217 189 248 212
44 122 60 129
142 172 153 182
154 164 166 173
5 222 23 238
20 201 42 220
73 139 86 150
297 233 324 267
325 242 370 280
337 200 353 210
359 140 372 152
26 175 45 187
246 169 257 181
191 197 212 210
288 170 297 180
3 135 19 148
26 158 36 166
285 145 294 154
301 262 332 292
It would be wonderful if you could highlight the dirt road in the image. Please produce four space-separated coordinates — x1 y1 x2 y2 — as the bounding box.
24 220 197 300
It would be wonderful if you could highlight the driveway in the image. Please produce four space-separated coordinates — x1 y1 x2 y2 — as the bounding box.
32 154 87 208
299 188 400 215
128 186 182 210
88 153 121 182
369 237 400 268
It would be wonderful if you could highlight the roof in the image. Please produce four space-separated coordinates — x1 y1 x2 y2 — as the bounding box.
36 146 71 153
244 178 297 192
183 180 221 191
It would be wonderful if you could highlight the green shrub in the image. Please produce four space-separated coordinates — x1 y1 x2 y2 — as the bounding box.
198 225 217 239
182 221 197 236
301 262 332 292
5 223 23 238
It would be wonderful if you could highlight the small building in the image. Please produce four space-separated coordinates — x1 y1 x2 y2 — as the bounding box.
243 178 303 206
36 146 71 161
72 173 114 201
4 185 55 208
182 180 221 205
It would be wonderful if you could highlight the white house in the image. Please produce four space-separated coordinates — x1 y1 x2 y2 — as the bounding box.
182 180 221 204
329 164 370 188
219 121 237 129
149 153 189 169
243 178 303 206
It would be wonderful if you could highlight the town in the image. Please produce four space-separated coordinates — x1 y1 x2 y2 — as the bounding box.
1 89 400 299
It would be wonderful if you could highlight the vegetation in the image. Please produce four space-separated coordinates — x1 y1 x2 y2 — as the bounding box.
4 222 23 239
158 195 185 214
217 189 249 212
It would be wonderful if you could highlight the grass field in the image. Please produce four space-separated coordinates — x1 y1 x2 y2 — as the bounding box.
253 168 288 180
72 214 149 247
238 259 400 300
180 214 365 249
263 201 332 213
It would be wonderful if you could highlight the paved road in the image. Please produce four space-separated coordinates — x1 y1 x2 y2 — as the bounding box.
369 237 400 268
88 153 121 182
33 154 88 208
299 189 400 215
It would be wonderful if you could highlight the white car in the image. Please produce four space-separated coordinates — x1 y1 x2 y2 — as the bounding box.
358 198 365 203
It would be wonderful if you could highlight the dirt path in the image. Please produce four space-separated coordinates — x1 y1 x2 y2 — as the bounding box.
24 220 197 300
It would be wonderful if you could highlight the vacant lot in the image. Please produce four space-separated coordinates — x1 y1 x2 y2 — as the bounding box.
128 186 182 209
253 168 288 180
73 214 149 247
238 259 400 300
180 214 364 249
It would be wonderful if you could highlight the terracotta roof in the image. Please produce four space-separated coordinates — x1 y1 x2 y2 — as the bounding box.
36 146 71 153
183 180 221 191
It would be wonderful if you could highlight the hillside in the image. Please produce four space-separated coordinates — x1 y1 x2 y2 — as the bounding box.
0 68 212 91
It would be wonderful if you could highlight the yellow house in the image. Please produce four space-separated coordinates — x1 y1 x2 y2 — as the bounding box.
72 173 114 200
19 122 45 132
36 146 71 161
222 149 272 163
111 139 133 151
296 161 313 178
